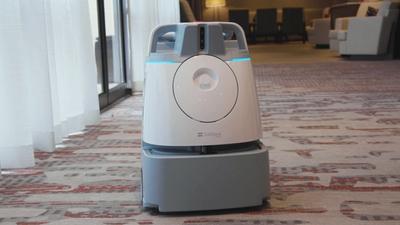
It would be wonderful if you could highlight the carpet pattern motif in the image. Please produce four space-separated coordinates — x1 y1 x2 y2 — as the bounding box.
1 61 400 224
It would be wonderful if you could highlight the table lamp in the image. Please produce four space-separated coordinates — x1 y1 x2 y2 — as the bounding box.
205 0 226 21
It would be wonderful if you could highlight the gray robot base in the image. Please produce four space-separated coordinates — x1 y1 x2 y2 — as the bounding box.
141 143 270 212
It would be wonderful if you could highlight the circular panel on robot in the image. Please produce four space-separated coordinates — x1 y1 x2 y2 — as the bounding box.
173 55 238 123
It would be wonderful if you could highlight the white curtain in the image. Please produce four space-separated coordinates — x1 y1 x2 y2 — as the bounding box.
0 0 99 169
129 0 180 91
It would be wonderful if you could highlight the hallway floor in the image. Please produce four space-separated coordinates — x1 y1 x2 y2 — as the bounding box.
1 60 400 224
249 42 340 65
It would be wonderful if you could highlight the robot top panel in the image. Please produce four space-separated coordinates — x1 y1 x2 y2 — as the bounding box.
148 22 250 62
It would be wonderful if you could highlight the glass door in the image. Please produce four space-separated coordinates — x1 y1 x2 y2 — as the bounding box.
104 0 124 90
88 1 104 95
89 0 128 110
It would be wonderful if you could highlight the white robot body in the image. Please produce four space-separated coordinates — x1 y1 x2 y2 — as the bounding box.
142 22 269 212
143 57 261 146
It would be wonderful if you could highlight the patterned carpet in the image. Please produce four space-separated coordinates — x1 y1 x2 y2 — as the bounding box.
1 60 400 225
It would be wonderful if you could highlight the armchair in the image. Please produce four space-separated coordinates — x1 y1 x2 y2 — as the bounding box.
328 2 361 50
329 1 399 55
229 9 250 37
255 8 279 42
281 8 307 43
307 7 331 46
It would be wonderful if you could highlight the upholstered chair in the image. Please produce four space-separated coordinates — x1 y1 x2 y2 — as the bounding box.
307 7 331 46
329 1 399 55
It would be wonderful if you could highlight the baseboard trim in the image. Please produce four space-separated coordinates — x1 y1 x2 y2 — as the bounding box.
132 81 144 92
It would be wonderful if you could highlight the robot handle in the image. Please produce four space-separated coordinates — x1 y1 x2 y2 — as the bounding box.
150 24 177 53
220 23 248 51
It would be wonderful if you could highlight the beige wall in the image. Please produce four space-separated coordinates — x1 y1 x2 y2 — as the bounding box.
203 0 349 25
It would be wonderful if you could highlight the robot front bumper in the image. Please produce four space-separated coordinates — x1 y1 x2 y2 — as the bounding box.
141 146 270 212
